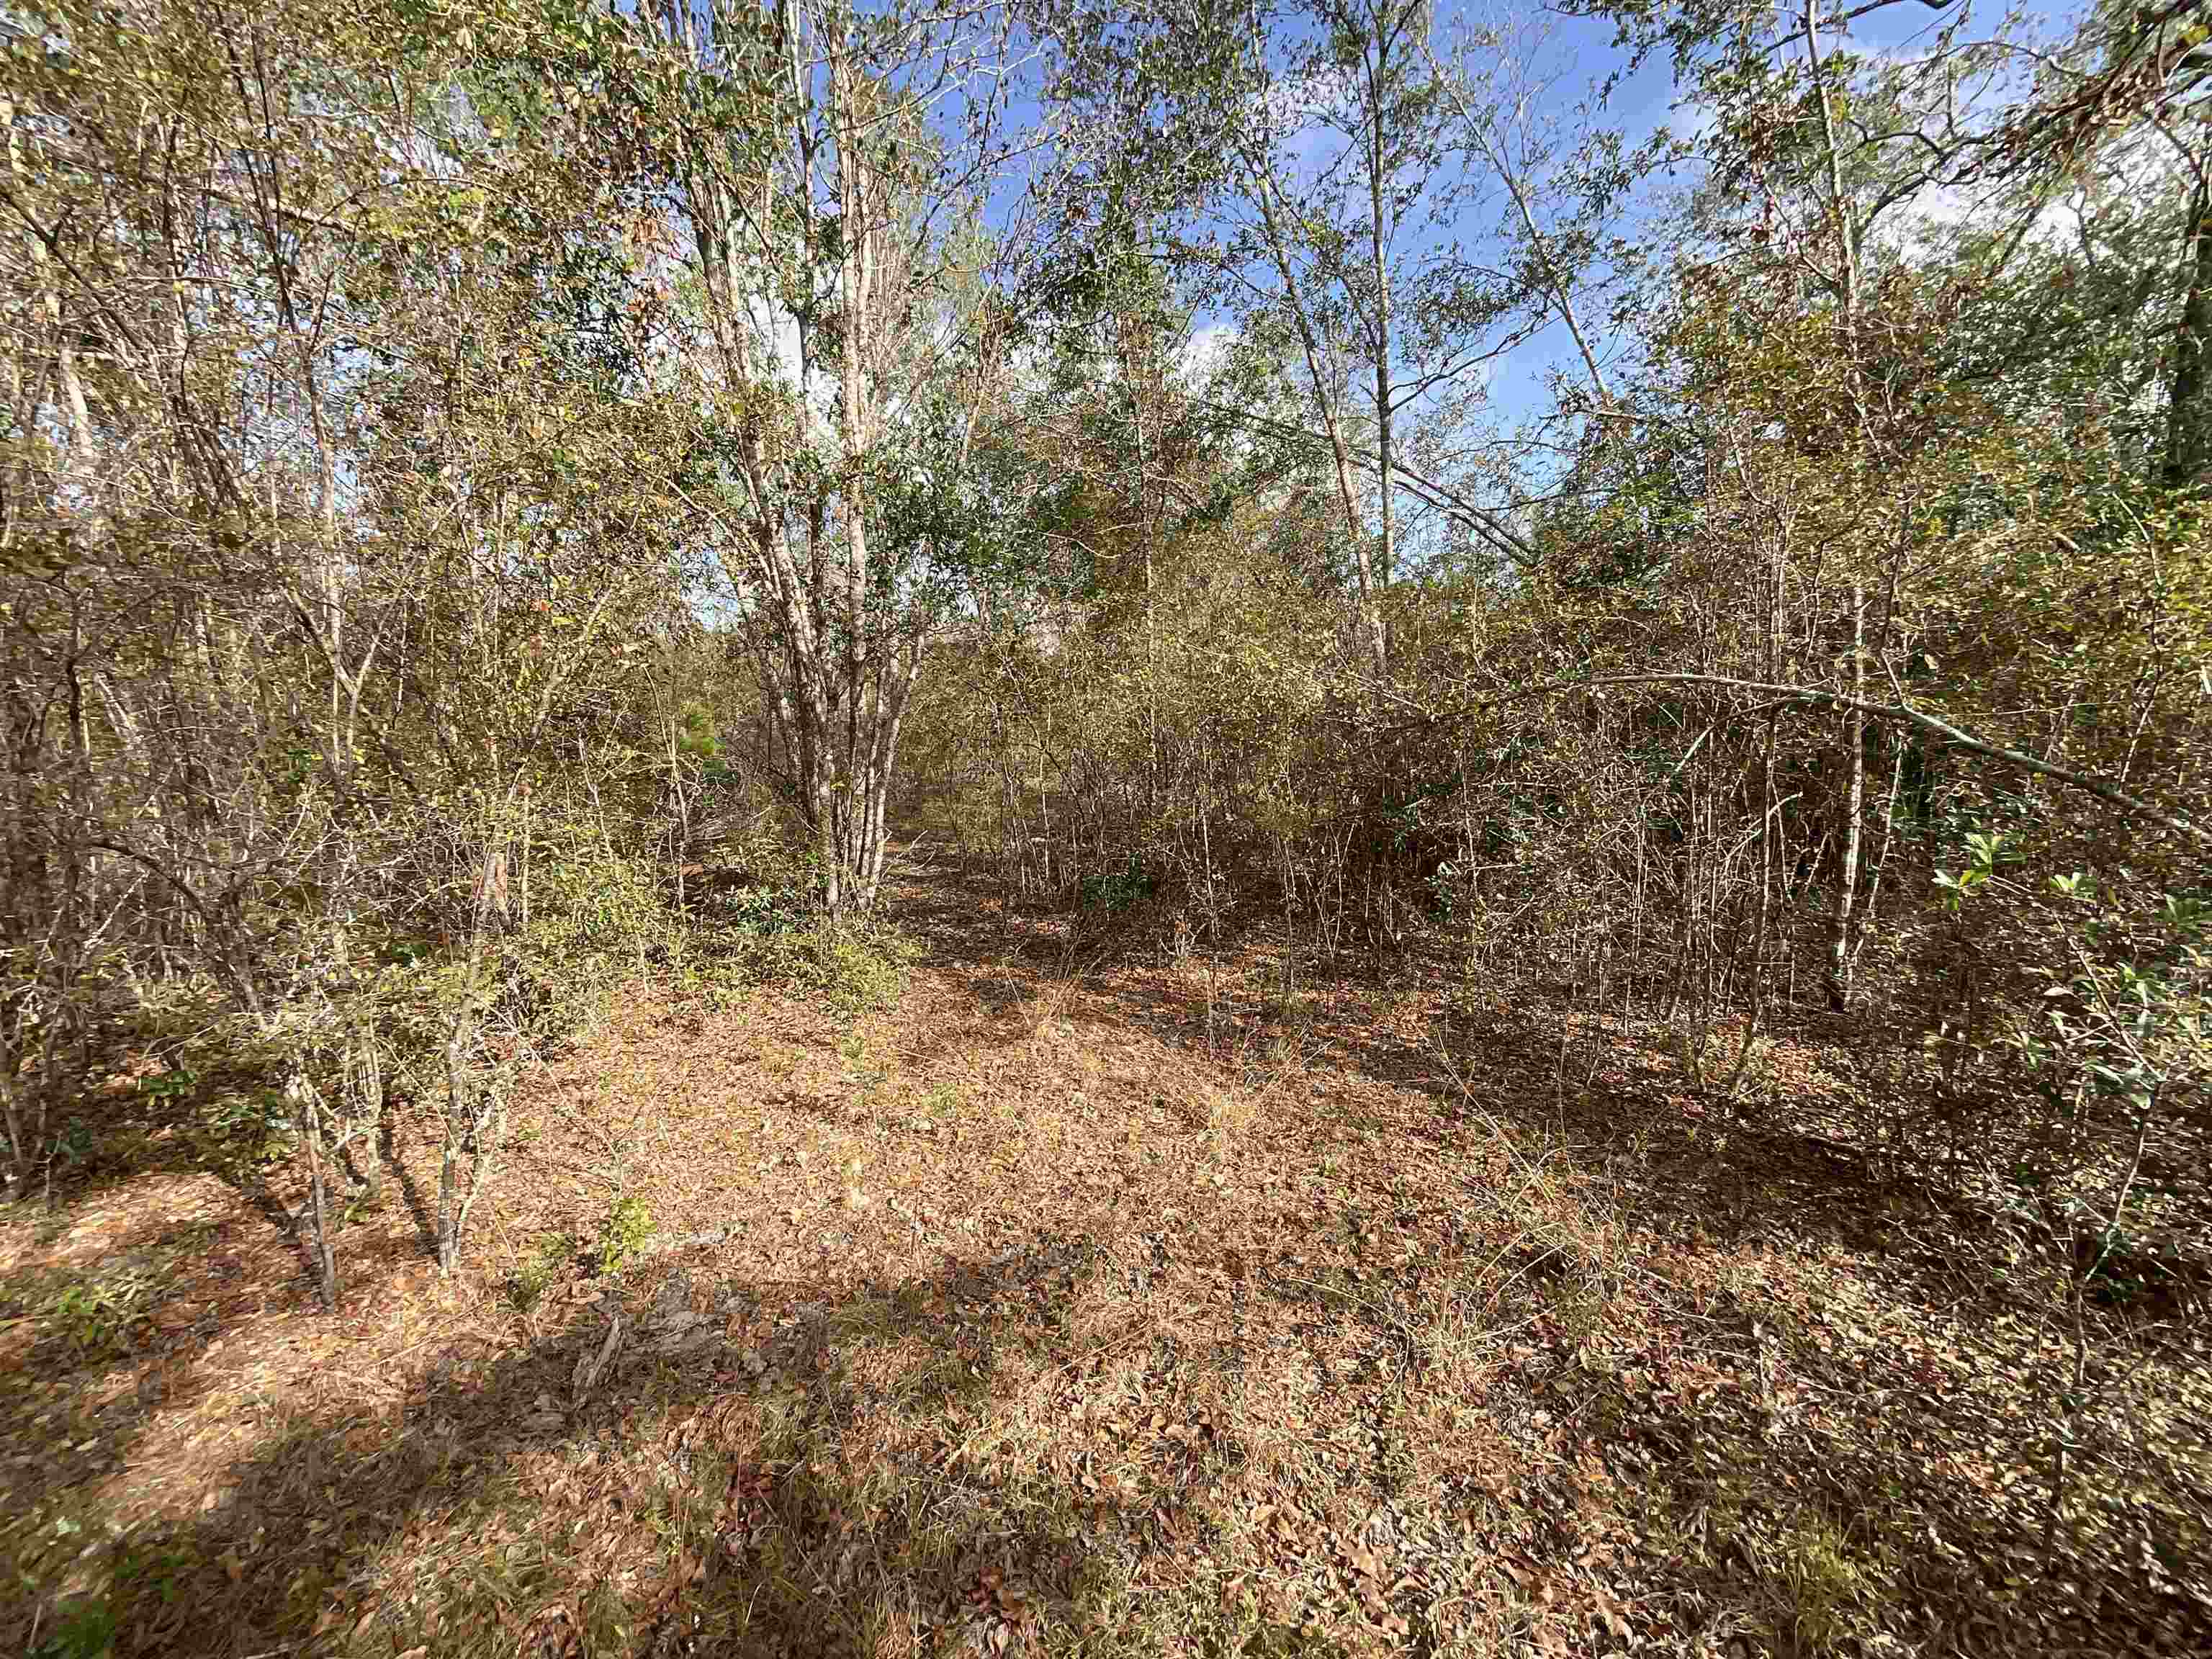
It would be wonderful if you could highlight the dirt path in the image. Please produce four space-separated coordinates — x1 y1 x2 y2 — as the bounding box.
3 863 2206 1656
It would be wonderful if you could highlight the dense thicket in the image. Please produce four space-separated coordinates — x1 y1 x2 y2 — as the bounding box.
3 0 1022 1290
4 0 2206 1470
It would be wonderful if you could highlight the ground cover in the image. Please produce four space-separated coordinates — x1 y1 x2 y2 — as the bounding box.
4 865 2205 1658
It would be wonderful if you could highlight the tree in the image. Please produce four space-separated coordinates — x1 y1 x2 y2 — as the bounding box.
637 0 1031 917
1 0 706 1279
1049 0 1553 673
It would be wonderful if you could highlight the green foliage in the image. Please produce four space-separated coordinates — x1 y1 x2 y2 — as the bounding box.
510 1231 575 1308
1976 868 2212 1305
45 1273 148 1361
1933 830 2019 914
743 921 918 1016
190 1089 297 1175
1079 855 1157 914
30 1594 115 1659
1761 1512 1877 1658
596 1194 656 1275
135 1065 198 1104
670 827 916 1012
511 836 677 1043
699 878 814 937
674 701 724 763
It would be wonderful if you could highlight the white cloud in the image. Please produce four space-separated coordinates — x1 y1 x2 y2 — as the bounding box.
1181 321 1239 381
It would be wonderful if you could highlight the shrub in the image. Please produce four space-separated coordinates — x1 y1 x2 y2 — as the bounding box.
687 911 918 1015
47 1273 148 1359
509 1231 575 1309
596 1194 656 1274
1078 854 1156 914
770 920 917 1013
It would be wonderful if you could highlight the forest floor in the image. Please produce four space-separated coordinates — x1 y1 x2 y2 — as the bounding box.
3 858 2207 1659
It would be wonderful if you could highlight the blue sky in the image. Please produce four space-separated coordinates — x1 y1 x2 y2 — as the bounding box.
663 0 2081 494
1479 8 1678 429
1433 0 2044 429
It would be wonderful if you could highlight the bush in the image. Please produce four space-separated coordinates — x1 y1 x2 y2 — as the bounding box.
678 897 917 1014
506 839 680 1047
47 1274 147 1359
746 920 917 1013
509 1231 575 1309
1078 854 1157 914
596 1194 655 1274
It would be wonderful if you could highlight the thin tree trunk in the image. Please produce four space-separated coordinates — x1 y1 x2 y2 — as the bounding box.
1368 58 1395 670
1732 520 1785 1082
1236 1 1385 674
1804 0 1867 1012
435 1002 475 1274
1248 158 1384 672
436 835 508 1273
300 1074 339 1311
1123 308 1161 817
1828 578 1866 1010
832 35 875 919
2164 176 2212 489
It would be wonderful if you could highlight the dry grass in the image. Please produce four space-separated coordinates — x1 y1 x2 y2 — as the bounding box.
2 865 2207 1657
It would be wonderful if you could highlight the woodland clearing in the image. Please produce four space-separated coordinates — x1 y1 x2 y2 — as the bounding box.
10 0 2212 1653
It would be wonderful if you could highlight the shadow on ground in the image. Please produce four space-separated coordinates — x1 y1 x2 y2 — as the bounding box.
13 1228 1203 1658
887 864 2212 1655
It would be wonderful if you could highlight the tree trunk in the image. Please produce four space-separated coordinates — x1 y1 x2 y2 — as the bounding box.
1121 305 1161 817
298 1071 339 1312
1368 64 1395 673
1827 577 1866 1011
1804 0 1867 1013
436 838 508 1274
832 38 876 919
1239 94 1384 675
434 1002 476 1274
2164 177 2212 490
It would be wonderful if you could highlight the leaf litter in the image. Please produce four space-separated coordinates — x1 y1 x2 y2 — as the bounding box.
0 863 2204 1655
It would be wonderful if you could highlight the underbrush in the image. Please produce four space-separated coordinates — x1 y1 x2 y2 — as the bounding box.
677 882 919 1015
0 862 928 1394
727 918 918 1014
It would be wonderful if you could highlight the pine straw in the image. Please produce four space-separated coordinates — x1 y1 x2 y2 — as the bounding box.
3 868 2207 1658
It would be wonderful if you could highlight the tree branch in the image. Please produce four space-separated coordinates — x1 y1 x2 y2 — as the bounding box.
1407 671 2211 845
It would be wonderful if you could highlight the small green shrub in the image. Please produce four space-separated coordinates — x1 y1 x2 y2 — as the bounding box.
691 914 917 1014
192 1088 295 1172
706 878 814 935
1078 854 1155 913
1773 1516 1873 1655
46 1272 148 1359
32 1593 116 1659
136 1063 199 1103
510 1231 575 1308
791 921 917 1013
513 844 678 1044
596 1195 655 1274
